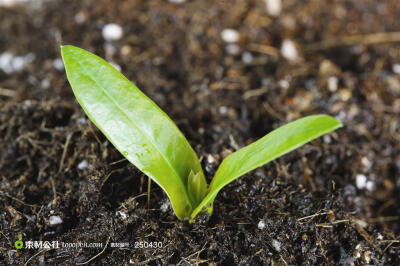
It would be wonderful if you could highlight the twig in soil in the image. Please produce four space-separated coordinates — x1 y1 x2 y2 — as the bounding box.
0 87 17 97
382 240 400 253
353 224 382 253
280 254 288 266
100 168 125 189
109 158 127 166
316 224 332 228
389 117 400 140
229 134 240 150
49 177 57 206
147 177 152 209
0 231 12 247
58 132 74 174
297 210 332 222
177 242 208 266
262 102 284 120
136 255 164 265
0 192 38 208
24 248 56 266
120 193 148 211
76 234 111 265
306 31 400 51
248 43 280 57
89 122 102 145
243 87 269 99
367 216 400 223
316 219 350 228
379 240 400 243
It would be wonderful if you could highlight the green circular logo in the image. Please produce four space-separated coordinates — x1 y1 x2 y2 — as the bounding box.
14 237 23 249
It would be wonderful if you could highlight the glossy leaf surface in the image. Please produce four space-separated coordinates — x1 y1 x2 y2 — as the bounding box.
190 115 342 219
61 45 206 220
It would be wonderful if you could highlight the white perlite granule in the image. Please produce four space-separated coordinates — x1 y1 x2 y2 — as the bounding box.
221 29 240 43
49 216 63 225
356 174 367 189
265 0 282 17
102 23 123 41
281 39 299 61
257 220 266 230
272 239 281 252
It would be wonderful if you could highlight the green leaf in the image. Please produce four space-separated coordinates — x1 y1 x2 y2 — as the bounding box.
61 45 206 220
190 115 342 220
187 170 207 207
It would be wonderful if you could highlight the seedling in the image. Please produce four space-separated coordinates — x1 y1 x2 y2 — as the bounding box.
61 45 342 221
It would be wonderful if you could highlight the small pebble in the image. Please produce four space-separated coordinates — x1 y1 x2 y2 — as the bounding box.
225 44 240 55
41 78 50 89
323 135 332 144
74 11 88 24
77 160 89 170
168 0 185 3
356 174 367 189
0 0 18 7
361 157 372 169
116 211 128 220
257 220 265 230
121 44 132 56
265 0 282 17
353 249 361 259
102 23 123 41
281 39 299 61
271 239 281 252
356 219 368 228
338 89 351 101
221 29 240 43
0 52 34 74
160 201 170 213
77 117 86 124
0 52 14 74
279 79 290 89
53 58 64 71
220 148 233 159
393 64 400 74
219 106 228 115
365 180 374 191
23 100 32 109
11 56 25 71
327 76 338 92
335 111 346 123
262 78 272 86
241 52 253 64
49 215 63 226
363 250 371 264
319 59 341 76
207 154 216 164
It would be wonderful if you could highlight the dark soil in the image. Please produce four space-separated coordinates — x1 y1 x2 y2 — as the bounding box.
1 0 400 265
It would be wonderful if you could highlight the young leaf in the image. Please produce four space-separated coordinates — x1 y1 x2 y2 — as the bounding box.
190 115 342 220
61 45 206 220
187 170 207 207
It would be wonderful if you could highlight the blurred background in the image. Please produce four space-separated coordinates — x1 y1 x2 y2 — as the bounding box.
1 0 399 264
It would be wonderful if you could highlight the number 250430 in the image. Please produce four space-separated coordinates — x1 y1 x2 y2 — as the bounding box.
134 241 163 248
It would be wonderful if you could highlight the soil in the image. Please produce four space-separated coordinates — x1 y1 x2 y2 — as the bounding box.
1 0 400 265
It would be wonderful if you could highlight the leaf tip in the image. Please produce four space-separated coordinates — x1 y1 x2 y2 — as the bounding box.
329 115 344 129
